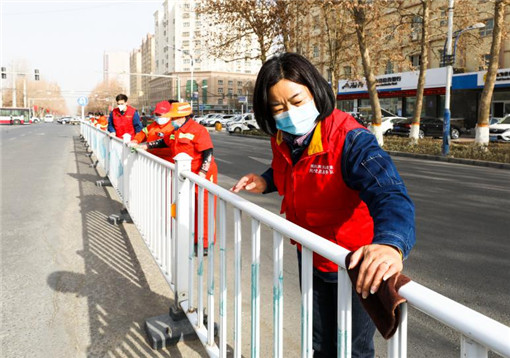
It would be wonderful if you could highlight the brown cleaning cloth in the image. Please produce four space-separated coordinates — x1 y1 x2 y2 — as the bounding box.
345 252 411 339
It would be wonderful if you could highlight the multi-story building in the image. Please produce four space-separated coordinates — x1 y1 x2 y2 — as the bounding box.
299 1 510 128
140 33 155 114
103 51 130 95
149 0 259 112
129 49 142 108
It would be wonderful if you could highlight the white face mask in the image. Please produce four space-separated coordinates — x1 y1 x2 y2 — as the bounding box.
155 116 170 125
118 104 127 111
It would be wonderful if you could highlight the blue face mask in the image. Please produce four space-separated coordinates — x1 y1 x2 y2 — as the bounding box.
273 100 320 136
171 120 181 129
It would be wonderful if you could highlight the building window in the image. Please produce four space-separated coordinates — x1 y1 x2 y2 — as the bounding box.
440 9 447 26
313 15 320 30
218 99 223 105
228 88 233 94
238 89 243 95
479 54 491 70
184 22 190 27
184 59 190 64
228 80 233 86
218 87 224 93
410 54 421 67
183 40 190 46
313 44 319 58
183 32 190 37
480 18 494 37
343 66 352 77
385 61 394 74
411 16 422 41
218 80 223 86
237 81 243 87
183 12 190 18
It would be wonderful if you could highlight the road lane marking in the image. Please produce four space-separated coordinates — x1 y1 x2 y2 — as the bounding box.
249 156 272 165
215 158 233 164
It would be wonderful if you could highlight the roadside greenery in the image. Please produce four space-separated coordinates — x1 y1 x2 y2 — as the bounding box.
234 130 510 164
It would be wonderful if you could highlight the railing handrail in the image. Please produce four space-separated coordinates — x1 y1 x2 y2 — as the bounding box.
180 164 510 358
80 121 510 357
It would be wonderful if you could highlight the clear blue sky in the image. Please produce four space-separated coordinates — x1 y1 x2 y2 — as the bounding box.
1 0 160 112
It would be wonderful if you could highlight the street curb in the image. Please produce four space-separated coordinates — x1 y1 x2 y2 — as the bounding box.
229 133 510 170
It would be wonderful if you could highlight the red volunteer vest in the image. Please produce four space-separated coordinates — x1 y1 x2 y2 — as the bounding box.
133 121 175 162
271 109 374 272
112 106 136 139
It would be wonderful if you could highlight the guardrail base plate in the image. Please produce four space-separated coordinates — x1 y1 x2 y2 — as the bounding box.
144 314 197 350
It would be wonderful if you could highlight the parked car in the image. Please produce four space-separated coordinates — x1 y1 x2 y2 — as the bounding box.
205 114 236 127
351 107 406 132
198 113 221 126
489 115 510 142
58 116 78 124
31 117 40 123
44 114 54 123
391 117 462 139
227 113 259 133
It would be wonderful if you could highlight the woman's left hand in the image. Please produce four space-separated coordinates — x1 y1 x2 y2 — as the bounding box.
348 244 403 299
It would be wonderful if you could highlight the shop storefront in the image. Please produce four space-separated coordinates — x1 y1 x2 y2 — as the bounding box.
337 68 510 129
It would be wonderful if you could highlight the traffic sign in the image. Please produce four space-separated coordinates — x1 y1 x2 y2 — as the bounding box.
77 96 89 106
238 96 247 103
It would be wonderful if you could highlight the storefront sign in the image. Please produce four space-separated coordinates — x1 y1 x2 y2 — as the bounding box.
477 68 510 87
338 67 447 94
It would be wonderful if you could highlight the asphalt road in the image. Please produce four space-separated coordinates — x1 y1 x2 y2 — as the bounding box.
1 123 206 357
208 131 510 358
1 124 509 357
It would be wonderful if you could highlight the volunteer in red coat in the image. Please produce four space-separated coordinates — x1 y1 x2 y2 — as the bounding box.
107 94 143 139
232 53 415 357
136 101 218 250
130 101 177 162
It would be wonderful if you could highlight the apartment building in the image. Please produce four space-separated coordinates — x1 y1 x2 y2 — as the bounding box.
149 0 259 112
129 49 142 108
300 0 510 128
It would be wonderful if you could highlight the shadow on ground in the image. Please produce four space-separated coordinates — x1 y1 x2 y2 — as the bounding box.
47 135 207 357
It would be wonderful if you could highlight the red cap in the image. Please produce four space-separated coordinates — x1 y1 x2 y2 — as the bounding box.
154 101 172 116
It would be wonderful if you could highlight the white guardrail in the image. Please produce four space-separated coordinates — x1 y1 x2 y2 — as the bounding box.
80 121 510 358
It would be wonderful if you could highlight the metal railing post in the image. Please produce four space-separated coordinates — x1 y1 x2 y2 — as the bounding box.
121 134 131 207
338 268 352 358
173 153 192 312
461 336 488 358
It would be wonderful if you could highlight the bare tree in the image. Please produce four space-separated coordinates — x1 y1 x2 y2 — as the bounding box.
197 0 279 63
345 0 385 145
475 0 508 146
409 0 431 144
87 79 125 115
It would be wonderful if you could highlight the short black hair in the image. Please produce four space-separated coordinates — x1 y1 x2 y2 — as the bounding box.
253 53 336 136
116 94 128 102
167 99 179 104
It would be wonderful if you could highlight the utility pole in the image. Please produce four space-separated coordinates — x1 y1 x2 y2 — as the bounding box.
442 0 455 156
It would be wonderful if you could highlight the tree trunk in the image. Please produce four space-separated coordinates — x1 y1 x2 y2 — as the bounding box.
476 0 506 146
353 6 383 146
410 0 430 145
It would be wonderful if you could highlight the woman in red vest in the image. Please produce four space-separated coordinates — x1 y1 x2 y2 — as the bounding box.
136 101 218 252
107 94 143 139
232 53 415 357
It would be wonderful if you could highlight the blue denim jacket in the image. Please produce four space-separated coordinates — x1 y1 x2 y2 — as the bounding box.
262 127 415 259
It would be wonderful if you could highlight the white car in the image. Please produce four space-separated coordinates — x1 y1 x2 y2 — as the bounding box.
227 113 259 133
360 107 406 135
489 115 510 142
44 114 54 123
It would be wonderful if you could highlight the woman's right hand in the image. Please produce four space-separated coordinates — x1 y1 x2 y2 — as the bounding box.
231 173 267 194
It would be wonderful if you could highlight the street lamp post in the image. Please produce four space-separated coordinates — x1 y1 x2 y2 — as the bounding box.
442 0 485 156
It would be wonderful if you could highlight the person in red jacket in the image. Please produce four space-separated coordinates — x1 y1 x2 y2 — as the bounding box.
136 101 218 251
107 94 143 139
232 53 415 357
130 101 177 162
